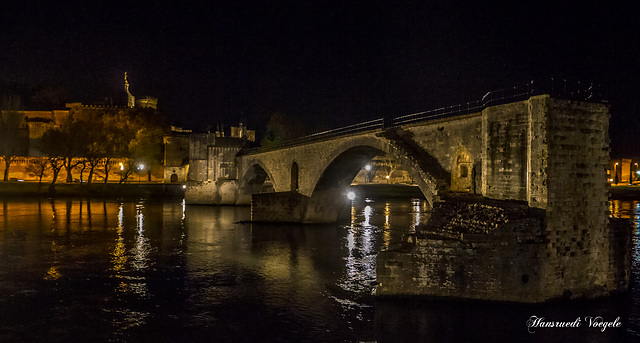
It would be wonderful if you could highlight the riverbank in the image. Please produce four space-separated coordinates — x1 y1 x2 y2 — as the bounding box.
610 185 640 200
0 181 185 198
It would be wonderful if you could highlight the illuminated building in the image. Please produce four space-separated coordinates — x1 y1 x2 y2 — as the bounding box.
609 158 640 184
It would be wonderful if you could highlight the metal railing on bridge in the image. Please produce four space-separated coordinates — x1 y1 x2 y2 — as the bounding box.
392 79 606 126
245 118 384 154
245 79 606 154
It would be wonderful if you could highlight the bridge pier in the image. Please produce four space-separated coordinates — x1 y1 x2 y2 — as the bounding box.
184 180 239 205
250 189 347 224
376 96 632 302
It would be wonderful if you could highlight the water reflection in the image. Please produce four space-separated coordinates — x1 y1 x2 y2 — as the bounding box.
0 198 636 342
411 198 422 231
111 203 126 273
610 200 640 223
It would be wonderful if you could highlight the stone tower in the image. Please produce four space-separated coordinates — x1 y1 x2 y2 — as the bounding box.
124 72 135 108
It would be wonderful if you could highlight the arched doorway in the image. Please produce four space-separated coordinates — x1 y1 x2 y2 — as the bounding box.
291 162 299 191
170 173 178 183
451 148 473 192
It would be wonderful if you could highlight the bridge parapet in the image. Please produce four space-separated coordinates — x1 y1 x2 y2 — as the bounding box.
392 79 605 126
244 118 384 155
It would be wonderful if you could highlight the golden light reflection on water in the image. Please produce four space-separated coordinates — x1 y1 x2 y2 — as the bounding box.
383 203 391 250
609 200 640 224
111 204 127 273
341 198 430 294
1 198 436 340
132 203 150 272
350 204 357 227
45 241 61 280
110 202 150 299
44 265 60 280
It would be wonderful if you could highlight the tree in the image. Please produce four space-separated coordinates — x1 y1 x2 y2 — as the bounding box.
101 111 138 183
56 113 90 183
0 95 27 181
260 111 308 147
128 126 165 182
39 129 66 193
37 105 168 186
25 157 49 191
75 112 108 184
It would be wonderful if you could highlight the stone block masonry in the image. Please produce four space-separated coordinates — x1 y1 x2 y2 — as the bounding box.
250 191 344 223
377 96 632 302
377 197 549 301
251 192 308 223
376 195 632 302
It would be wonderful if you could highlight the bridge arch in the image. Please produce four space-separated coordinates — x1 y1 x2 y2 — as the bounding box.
311 145 385 197
306 135 443 206
237 133 448 209
237 159 276 204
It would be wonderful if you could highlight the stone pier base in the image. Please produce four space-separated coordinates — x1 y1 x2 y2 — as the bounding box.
184 180 239 205
251 191 342 223
376 197 632 303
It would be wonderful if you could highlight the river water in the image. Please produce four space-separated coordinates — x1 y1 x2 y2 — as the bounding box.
0 197 639 342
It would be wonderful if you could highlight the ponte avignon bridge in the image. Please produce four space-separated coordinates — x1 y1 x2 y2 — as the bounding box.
185 81 632 302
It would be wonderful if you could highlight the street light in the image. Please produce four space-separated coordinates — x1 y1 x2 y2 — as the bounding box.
364 164 371 183
347 191 356 201
137 163 145 183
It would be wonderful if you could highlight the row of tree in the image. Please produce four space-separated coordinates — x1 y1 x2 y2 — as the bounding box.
0 95 27 181
1 95 166 191
36 108 166 189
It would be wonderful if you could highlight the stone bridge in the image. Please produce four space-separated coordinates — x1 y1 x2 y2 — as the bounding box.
184 87 633 302
242 93 607 221
187 93 610 224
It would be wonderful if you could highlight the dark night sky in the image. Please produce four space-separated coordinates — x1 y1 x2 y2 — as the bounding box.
1 1 638 154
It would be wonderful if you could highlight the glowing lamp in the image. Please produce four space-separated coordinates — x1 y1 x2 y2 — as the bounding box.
347 191 356 201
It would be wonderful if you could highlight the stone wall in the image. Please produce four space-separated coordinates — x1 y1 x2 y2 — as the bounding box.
377 198 548 301
185 134 247 204
185 179 239 204
188 133 216 182
404 113 483 177
482 101 529 200
377 96 629 302
376 195 631 302
538 97 613 298
251 192 308 223
164 166 188 183
250 190 344 223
